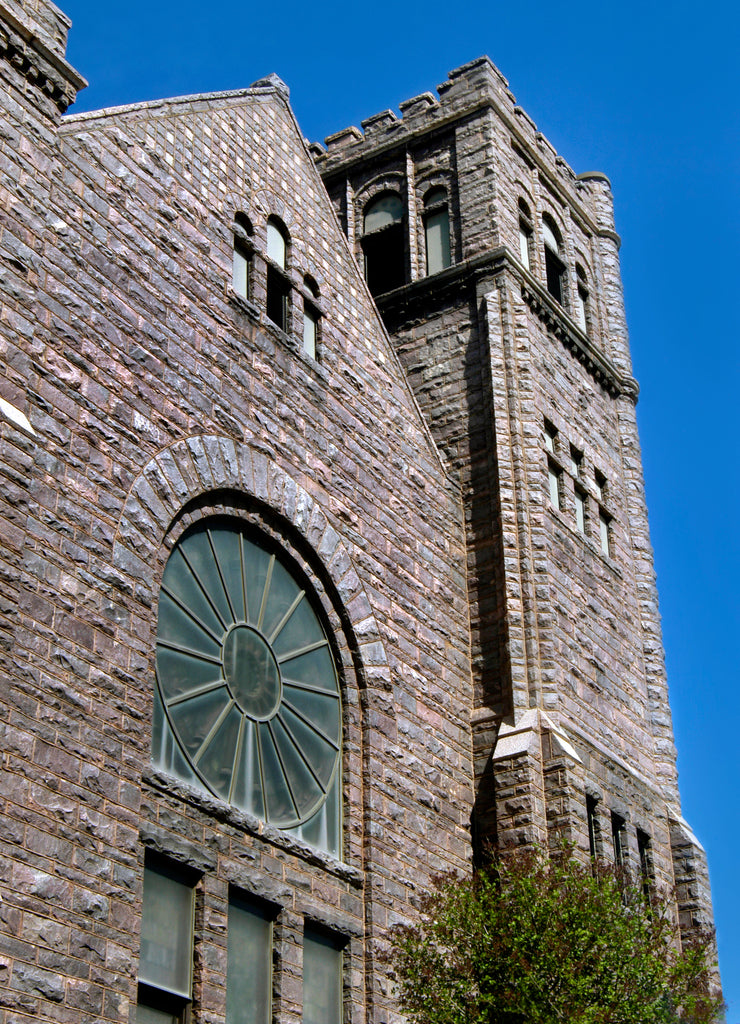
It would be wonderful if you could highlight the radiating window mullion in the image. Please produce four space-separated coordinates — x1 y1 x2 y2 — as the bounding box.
165 679 227 708
277 638 329 664
254 722 269 819
276 712 328 793
239 533 249 624
179 546 230 632
192 699 236 766
206 529 238 624
266 720 301 819
268 590 305 644
257 555 275 631
161 584 224 645
282 697 340 750
156 638 222 664
227 715 247 804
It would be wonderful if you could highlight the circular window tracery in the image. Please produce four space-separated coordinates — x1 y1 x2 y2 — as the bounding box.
155 521 341 830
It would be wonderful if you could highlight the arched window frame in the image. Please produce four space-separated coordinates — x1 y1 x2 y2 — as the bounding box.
542 213 567 307
422 185 451 276
361 190 407 296
518 198 534 273
232 212 254 302
265 216 291 332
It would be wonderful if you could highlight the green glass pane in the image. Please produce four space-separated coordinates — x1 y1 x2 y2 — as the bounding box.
279 707 338 790
270 596 323 657
158 590 222 651
261 558 302 640
180 530 233 627
259 723 297 823
210 528 247 623
156 647 222 704
280 645 336 691
151 685 200 786
232 720 265 819
226 900 272 1024
244 543 273 627
168 687 231 761
197 705 242 801
282 685 340 745
140 866 193 998
303 929 342 1024
271 716 324 816
292 772 340 859
162 547 226 636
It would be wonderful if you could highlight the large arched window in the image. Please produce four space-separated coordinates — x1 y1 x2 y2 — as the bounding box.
423 186 451 276
542 214 567 306
265 217 290 330
152 519 342 856
362 191 405 296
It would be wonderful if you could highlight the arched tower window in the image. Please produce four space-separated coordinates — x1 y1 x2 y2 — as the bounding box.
518 198 533 272
152 518 342 856
423 186 451 276
265 217 290 330
232 212 253 301
362 191 405 296
542 214 567 306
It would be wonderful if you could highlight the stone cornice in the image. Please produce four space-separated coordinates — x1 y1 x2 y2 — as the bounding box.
375 247 637 401
0 2 86 113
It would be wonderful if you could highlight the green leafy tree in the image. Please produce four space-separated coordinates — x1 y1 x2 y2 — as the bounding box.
389 846 722 1024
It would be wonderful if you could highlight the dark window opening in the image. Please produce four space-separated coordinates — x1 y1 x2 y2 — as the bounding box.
544 245 565 304
266 266 290 331
363 192 406 296
637 829 654 900
587 795 600 859
611 812 626 868
423 186 451 276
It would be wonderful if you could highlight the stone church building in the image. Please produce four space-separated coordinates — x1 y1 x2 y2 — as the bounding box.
0 0 718 1020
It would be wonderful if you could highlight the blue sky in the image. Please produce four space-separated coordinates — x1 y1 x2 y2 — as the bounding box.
61 0 739 1012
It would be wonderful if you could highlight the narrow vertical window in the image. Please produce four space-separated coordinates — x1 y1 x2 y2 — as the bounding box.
518 198 533 271
544 419 557 453
595 469 607 503
599 510 611 557
423 186 451 276
575 263 589 333
637 829 654 900
542 215 566 306
575 486 586 534
302 275 320 359
548 461 561 510
265 218 290 331
611 812 626 869
362 192 405 296
303 927 343 1024
232 212 253 301
137 859 195 1023
227 896 273 1024
569 445 582 477
586 795 600 859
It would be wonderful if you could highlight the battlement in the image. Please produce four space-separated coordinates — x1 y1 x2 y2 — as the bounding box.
0 0 86 111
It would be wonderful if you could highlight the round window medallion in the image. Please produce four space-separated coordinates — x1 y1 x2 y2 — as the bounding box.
155 521 341 829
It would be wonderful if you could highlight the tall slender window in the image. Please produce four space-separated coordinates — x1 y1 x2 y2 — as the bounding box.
575 263 589 333
542 215 567 306
266 218 290 331
302 276 320 359
518 198 533 271
137 859 195 1023
586 795 600 859
226 896 273 1024
611 812 626 869
232 213 253 301
423 186 451 276
362 192 405 296
548 461 561 510
303 927 343 1024
637 829 654 900
599 510 611 557
575 486 586 534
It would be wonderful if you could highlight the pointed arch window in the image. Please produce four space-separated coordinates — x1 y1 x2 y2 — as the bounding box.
542 214 567 306
423 186 451 276
362 191 406 296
